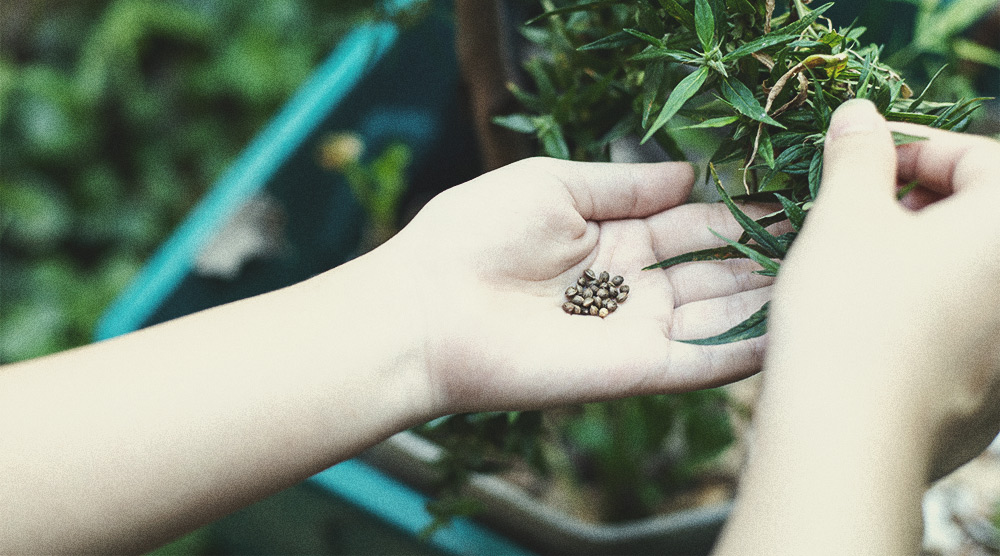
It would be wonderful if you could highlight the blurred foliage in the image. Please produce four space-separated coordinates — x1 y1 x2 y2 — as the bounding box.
0 0 383 363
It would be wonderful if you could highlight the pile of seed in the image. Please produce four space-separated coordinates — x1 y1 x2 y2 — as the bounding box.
562 269 629 318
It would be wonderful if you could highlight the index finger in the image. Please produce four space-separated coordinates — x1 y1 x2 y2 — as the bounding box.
890 122 1000 196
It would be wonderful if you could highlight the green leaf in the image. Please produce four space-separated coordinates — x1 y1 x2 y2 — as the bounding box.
641 65 710 144
694 0 715 50
492 114 537 134
720 78 786 128
672 115 739 130
578 31 639 51
758 128 775 168
642 244 768 270
774 193 806 230
890 131 928 146
526 0 621 25
629 47 698 63
656 0 695 28
722 3 834 61
711 164 787 257
623 28 664 48
808 149 824 199
678 302 769 345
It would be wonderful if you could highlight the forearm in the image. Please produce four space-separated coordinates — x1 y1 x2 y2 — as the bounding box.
0 250 431 553
714 360 932 556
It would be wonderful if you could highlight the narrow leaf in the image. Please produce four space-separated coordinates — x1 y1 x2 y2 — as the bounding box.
891 131 928 146
672 115 739 130
722 3 833 61
711 164 786 257
642 66 710 144
656 0 695 27
808 149 823 199
526 0 621 25
492 114 537 134
624 28 665 48
773 193 806 230
642 244 766 270
720 78 786 128
709 229 782 274
629 47 699 63
578 31 639 51
679 302 769 345
695 0 716 50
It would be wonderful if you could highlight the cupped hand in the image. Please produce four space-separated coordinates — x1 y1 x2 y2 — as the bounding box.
763 99 1000 480
374 156 774 416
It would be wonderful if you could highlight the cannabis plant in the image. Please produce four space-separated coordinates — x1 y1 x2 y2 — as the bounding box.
496 0 984 343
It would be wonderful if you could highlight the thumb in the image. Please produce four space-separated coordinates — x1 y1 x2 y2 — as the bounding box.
817 99 897 209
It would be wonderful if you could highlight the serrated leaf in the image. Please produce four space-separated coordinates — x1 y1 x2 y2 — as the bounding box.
758 127 775 168
774 193 806 230
642 65 710 144
695 0 715 50
711 164 786 257
679 302 769 345
720 78 786 128
642 244 767 270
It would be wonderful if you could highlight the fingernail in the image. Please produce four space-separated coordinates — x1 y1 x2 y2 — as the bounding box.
826 99 882 141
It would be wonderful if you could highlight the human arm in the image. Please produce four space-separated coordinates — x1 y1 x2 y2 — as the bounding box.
0 157 773 553
714 99 1000 555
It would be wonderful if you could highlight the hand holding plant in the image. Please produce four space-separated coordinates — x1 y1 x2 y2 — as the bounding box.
715 100 1000 555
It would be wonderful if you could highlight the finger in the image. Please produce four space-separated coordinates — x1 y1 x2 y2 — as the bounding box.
668 258 775 306
889 121 1000 196
663 334 766 391
818 99 898 208
527 158 695 221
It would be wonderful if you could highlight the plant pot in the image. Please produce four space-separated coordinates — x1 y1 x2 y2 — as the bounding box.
362 431 732 556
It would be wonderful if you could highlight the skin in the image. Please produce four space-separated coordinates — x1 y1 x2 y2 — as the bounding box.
3 99 998 555
715 99 1000 555
0 156 773 554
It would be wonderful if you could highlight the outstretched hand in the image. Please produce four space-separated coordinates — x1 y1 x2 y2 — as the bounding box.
372 157 773 416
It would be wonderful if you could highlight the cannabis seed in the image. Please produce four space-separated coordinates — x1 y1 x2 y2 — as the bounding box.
596 288 609 299
599 271 610 283
605 299 618 312
565 286 579 298
611 275 624 287
582 297 594 308
578 276 587 287
616 291 629 303
608 285 618 297
562 302 577 314
589 305 600 316
598 307 609 318
582 287 594 298
572 295 585 306
619 284 630 294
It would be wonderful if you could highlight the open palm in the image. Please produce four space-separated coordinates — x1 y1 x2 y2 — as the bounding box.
381 157 773 415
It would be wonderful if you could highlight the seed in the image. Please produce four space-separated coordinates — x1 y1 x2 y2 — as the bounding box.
609 285 618 297
565 286 579 298
605 299 618 312
599 271 610 283
598 307 609 318
578 277 588 287
574 305 583 314
596 288 609 299
589 305 600 316
583 269 597 281
572 295 585 306
611 275 624 287
562 302 576 314
616 291 629 303
582 287 594 298
582 297 594 308
593 297 603 309
619 284 630 294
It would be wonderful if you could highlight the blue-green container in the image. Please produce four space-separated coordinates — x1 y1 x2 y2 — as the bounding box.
95 4 531 555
